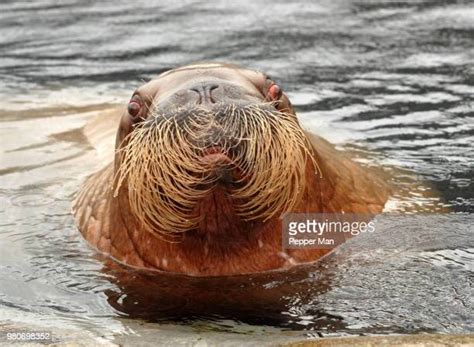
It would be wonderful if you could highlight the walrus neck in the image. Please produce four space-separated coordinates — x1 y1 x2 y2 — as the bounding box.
195 186 248 237
115 182 270 247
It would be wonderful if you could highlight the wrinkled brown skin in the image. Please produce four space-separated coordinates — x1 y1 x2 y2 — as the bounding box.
72 63 390 276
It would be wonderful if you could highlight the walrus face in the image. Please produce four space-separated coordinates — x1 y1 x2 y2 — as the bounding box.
113 63 317 239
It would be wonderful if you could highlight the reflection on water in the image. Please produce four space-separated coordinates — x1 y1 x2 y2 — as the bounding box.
102 215 474 335
0 0 473 343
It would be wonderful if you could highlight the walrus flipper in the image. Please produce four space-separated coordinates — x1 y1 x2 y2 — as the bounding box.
72 163 115 250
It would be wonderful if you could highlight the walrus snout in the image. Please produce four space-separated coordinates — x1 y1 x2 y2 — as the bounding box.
189 83 219 105
148 80 263 118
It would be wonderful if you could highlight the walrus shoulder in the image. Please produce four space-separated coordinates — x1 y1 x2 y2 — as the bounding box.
305 131 391 213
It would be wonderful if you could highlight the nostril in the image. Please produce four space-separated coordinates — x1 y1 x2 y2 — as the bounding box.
190 84 219 104
208 85 219 104
190 88 202 104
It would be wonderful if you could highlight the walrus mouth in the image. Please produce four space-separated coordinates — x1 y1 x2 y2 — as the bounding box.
200 145 235 181
199 145 249 189
201 145 231 163
113 103 319 239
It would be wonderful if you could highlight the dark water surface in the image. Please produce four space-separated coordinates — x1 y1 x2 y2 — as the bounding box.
0 0 473 344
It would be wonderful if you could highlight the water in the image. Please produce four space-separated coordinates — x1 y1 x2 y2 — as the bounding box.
0 0 473 344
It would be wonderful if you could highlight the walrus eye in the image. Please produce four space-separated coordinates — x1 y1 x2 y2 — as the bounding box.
128 95 143 119
268 83 282 101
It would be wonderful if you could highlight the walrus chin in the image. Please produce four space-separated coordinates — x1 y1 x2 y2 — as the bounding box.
113 103 319 241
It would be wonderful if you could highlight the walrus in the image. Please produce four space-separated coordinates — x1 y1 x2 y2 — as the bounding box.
72 63 390 276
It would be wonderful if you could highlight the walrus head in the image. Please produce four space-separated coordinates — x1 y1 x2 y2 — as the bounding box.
112 63 319 240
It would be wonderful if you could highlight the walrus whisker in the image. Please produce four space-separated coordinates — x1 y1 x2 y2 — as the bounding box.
113 103 321 237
